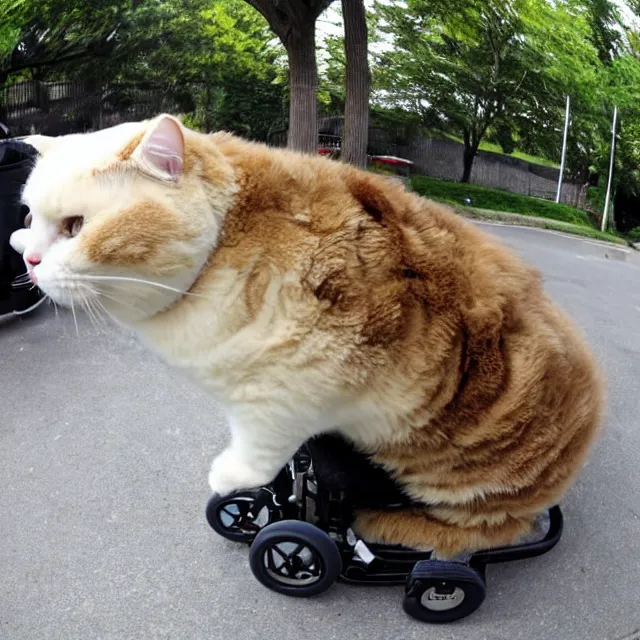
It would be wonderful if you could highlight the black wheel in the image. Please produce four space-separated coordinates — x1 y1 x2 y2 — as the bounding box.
249 520 342 597
206 490 279 543
403 560 486 623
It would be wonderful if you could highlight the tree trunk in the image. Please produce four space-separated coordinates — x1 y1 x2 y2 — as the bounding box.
461 148 475 183
243 0 335 153
461 130 478 183
341 0 370 167
286 23 319 153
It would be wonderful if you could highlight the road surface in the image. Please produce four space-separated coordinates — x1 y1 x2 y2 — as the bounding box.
1 224 639 640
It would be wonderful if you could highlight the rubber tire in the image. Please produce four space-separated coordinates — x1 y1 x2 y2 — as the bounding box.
403 560 486 623
206 491 269 543
249 520 342 597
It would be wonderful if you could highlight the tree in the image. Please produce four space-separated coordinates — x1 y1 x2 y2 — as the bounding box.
341 0 370 167
596 53 640 228
0 1 26 66
375 0 603 183
509 0 605 179
585 0 622 63
0 0 131 87
1 0 287 142
376 0 536 181
120 0 287 140
243 0 335 152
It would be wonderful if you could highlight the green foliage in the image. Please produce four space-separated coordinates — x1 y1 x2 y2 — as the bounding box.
587 185 606 213
1 0 133 84
1 0 287 141
367 0 640 231
627 226 640 241
585 0 622 62
411 175 593 226
374 1 599 159
511 1 605 176
122 0 287 139
375 0 531 139
372 0 608 183
605 55 640 196
0 0 25 62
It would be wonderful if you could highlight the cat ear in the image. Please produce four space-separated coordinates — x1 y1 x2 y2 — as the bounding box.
344 169 397 223
133 115 184 181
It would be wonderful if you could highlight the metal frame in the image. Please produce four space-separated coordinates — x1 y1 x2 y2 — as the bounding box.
245 446 564 587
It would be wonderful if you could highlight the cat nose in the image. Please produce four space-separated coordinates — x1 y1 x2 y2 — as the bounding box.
25 253 41 267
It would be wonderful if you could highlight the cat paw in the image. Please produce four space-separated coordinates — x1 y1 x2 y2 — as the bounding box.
208 449 271 497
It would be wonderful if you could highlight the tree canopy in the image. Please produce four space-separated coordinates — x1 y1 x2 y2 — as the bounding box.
1 0 286 140
373 0 605 182
4 0 640 227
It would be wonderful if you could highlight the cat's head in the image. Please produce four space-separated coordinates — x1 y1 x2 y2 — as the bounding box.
10 115 234 322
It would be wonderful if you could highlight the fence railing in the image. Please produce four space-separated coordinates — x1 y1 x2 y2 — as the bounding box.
2 80 587 210
0 80 199 137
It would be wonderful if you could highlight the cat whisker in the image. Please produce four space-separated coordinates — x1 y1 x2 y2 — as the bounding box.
68 274 210 299
80 295 101 333
83 296 102 331
70 298 80 337
96 290 149 317
93 297 124 329
87 296 111 333
12 274 31 287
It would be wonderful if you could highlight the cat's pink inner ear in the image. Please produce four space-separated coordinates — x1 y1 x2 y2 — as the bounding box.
141 116 184 179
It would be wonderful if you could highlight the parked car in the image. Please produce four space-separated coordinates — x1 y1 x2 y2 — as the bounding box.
0 136 42 318
368 155 414 178
316 138 415 179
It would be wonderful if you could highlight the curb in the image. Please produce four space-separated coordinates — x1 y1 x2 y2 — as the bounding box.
451 206 634 249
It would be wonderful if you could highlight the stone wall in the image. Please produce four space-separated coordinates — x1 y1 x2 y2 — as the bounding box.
396 137 586 209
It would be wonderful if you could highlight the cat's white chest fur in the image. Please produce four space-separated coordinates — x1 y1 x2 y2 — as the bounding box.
130 265 412 496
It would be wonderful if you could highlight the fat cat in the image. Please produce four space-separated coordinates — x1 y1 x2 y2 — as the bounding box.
10 115 603 558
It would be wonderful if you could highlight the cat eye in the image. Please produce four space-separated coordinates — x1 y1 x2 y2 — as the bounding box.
23 211 32 228
61 216 84 238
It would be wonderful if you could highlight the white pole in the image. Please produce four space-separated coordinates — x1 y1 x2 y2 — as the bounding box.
556 95 570 203
601 105 618 233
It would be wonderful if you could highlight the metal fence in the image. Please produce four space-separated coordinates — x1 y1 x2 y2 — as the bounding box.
2 81 587 209
0 80 198 137
270 116 587 209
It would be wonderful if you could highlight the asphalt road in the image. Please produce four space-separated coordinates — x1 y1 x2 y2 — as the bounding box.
2 224 640 640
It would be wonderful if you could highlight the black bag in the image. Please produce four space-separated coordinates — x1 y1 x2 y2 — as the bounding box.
0 140 41 316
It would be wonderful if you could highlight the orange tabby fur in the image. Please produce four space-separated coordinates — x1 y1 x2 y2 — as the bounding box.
18 120 604 558
207 133 603 556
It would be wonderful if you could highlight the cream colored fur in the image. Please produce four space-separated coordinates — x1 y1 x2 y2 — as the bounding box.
10 116 602 557
12 117 413 496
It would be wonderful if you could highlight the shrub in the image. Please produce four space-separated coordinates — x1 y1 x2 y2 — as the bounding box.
410 175 593 227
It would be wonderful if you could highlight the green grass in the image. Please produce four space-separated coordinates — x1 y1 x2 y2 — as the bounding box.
627 226 640 242
479 142 560 168
411 175 593 227
455 207 627 245
441 134 560 168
